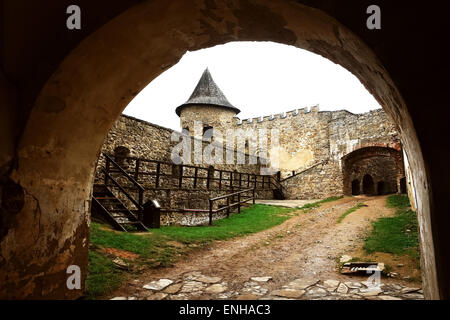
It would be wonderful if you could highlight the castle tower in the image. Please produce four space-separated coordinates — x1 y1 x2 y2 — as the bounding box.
176 68 240 140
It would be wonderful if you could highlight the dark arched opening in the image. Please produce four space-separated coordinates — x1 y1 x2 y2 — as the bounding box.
352 179 360 195
378 181 386 195
363 174 375 195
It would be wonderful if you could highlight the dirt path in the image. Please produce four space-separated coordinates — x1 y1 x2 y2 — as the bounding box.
109 196 423 300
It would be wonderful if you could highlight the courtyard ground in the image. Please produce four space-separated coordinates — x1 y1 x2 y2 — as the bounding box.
102 195 422 300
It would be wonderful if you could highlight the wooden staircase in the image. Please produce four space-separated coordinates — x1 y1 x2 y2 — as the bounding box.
92 184 147 232
270 176 285 200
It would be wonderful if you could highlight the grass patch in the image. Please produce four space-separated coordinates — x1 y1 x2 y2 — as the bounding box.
386 194 411 209
85 251 124 300
86 204 295 299
364 195 419 260
337 203 365 223
150 204 294 245
298 196 344 211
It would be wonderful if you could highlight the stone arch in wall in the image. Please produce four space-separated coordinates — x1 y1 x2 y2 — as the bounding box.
342 146 405 198
1 0 439 300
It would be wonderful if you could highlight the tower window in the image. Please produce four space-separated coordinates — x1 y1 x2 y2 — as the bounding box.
203 126 213 139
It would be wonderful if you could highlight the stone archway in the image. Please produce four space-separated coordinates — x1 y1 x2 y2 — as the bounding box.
0 0 438 299
342 146 404 197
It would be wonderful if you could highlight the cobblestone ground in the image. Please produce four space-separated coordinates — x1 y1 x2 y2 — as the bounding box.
110 196 424 301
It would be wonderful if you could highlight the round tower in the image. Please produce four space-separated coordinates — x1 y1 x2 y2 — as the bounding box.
176 68 240 140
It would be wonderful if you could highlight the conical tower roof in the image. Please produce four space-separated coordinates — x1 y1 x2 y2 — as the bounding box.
176 68 240 116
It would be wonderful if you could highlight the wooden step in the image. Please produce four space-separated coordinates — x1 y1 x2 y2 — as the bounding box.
109 209 128 213
94 196 117 200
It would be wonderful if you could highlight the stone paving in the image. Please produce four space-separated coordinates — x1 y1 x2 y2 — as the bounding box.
111 271 424 301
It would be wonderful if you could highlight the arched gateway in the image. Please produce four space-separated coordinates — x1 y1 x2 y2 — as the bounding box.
0 1 442 300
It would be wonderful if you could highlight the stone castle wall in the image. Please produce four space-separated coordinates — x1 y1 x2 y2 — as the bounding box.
95 115 274 225
95 114 267 183
96 107 402 208
231 107 401 199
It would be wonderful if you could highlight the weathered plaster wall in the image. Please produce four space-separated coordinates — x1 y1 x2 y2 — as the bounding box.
228 107 401 199
234 106 328 174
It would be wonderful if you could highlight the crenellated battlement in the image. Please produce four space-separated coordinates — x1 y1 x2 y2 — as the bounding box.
233 106 387 127
234 105 320 126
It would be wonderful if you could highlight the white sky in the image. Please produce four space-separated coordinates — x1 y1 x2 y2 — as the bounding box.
123 41 381 131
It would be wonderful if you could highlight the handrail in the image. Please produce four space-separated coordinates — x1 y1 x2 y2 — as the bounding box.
104 153 278 191
208 188 255 225
280 160 329 182
104 154 144 219
209 188 254 201
103 169 142 210
104 154 144 191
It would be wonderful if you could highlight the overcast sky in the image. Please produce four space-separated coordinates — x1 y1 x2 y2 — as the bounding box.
123 42 381 131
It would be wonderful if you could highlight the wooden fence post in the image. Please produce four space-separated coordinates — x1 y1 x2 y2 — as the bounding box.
238 192 241 213
207 166 214 190
209 199 213 226
193 167 198 189
229 171 233 189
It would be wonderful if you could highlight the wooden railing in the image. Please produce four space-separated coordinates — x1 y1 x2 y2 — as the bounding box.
106 154 281 192
208 188 255 225
158 188 256 225
281 160 329 182
104 154 145 219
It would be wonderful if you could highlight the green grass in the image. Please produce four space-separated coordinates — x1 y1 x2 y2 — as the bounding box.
151 204 294 244
85 251 124 300
337 203 365 223
386 194 412 209
298 196 344 211
86 204 295 299
364 195 419 259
